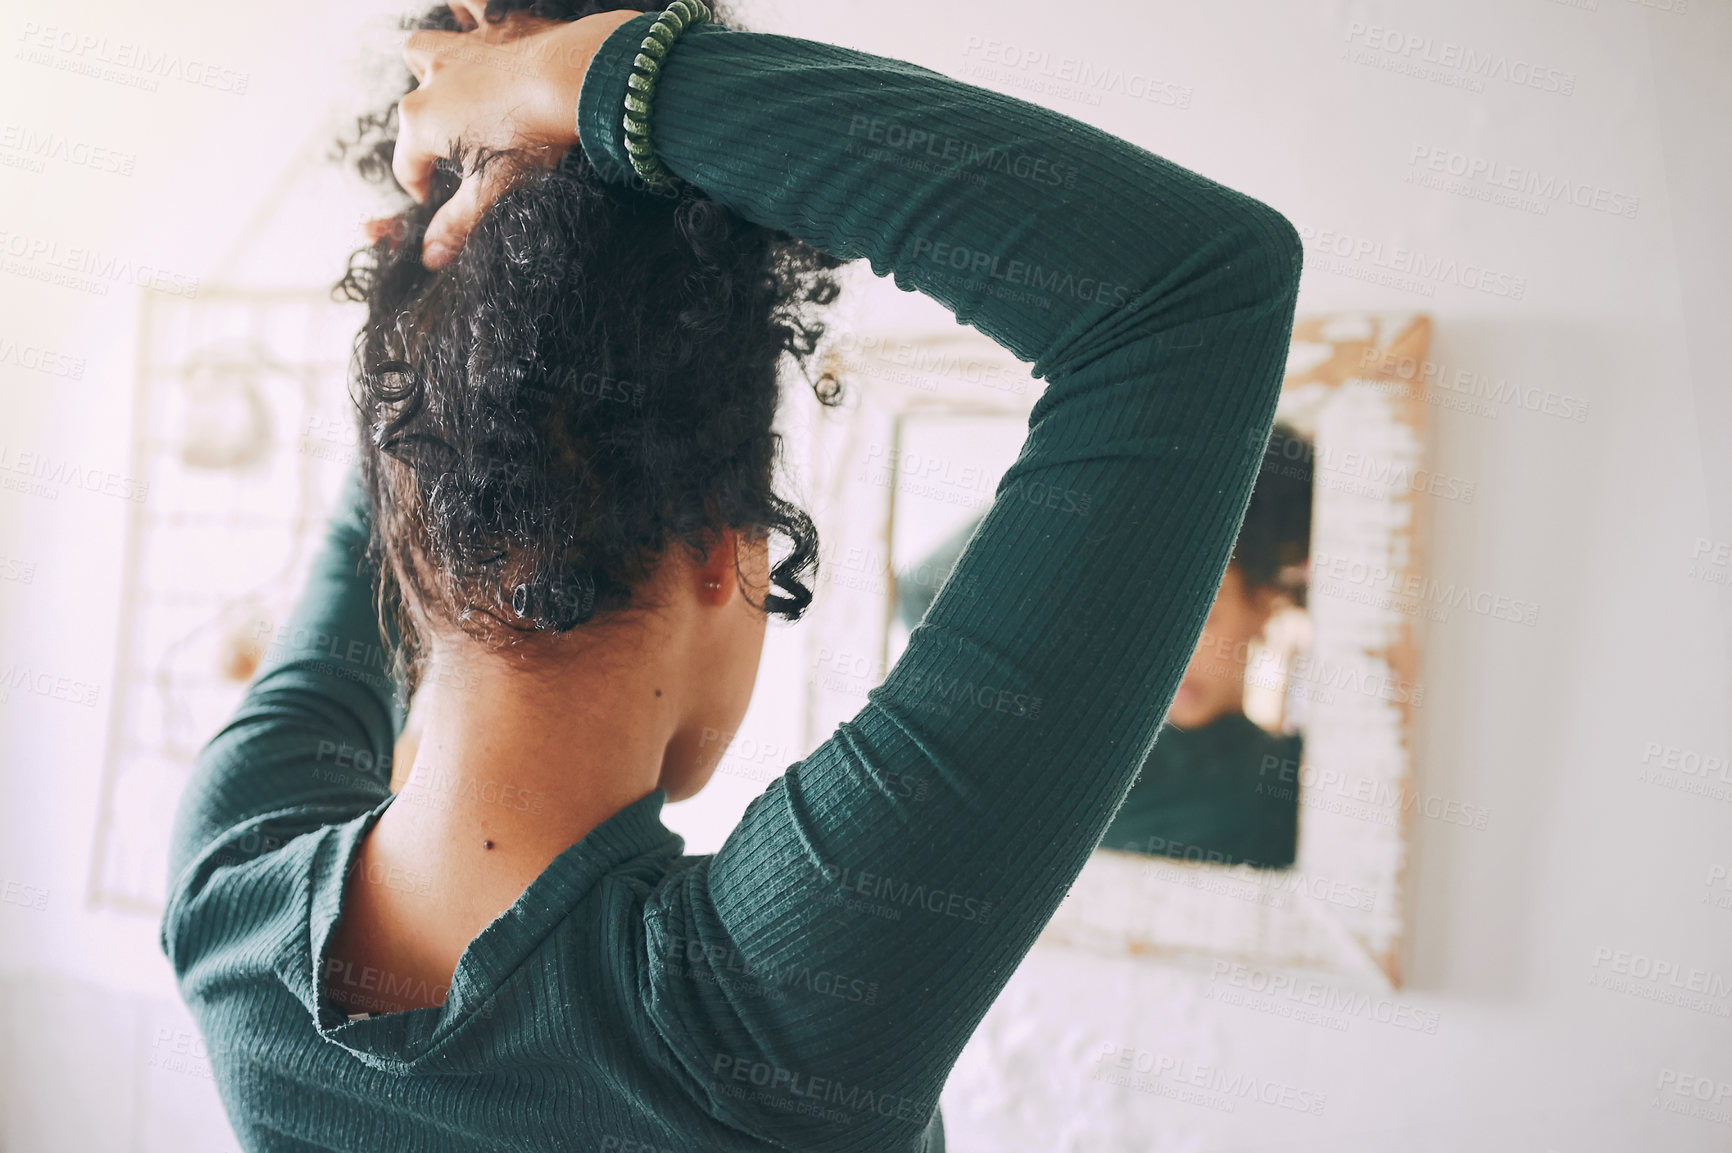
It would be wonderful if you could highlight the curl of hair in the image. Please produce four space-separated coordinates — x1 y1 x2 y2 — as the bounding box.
333 0 844 692
1233 423 1314 604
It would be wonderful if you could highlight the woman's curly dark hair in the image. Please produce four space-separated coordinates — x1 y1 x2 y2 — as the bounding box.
1234 423 1314 606
335 0 843 692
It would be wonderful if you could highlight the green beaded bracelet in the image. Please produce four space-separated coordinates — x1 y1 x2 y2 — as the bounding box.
622 0 712 189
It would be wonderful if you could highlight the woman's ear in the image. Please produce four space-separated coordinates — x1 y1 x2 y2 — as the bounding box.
446 1 484 33
690 529 742 605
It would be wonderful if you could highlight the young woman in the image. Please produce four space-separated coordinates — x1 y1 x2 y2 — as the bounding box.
162 2 1301 1150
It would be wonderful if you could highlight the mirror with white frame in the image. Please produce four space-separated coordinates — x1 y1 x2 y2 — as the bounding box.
800 314 1433 986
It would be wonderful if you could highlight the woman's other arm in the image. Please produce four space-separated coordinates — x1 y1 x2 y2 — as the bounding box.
161 471 404 969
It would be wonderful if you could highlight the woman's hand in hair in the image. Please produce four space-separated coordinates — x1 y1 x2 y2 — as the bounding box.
394 8 642 269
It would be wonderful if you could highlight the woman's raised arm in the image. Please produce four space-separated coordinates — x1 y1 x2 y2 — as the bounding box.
570 11 1303 1151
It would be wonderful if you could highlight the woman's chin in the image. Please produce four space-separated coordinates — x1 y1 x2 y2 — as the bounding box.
1167 684 1202 726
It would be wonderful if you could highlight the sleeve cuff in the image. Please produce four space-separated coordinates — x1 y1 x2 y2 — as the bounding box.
578 12 661 183
576 10 724 186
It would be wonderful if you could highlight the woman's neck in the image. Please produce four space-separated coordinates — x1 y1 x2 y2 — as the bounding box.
393 624 687 873
329 627 690 999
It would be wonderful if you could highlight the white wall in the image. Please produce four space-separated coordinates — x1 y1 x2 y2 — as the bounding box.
1 0 1728 1149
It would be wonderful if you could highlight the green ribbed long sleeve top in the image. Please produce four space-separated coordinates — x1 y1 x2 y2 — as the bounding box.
161 12 1301 1153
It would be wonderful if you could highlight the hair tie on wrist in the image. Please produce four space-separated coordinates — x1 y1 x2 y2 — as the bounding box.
622 0 712 190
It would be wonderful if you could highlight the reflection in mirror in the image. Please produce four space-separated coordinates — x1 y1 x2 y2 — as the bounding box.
853 314 1431 983
891 422 1317 870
